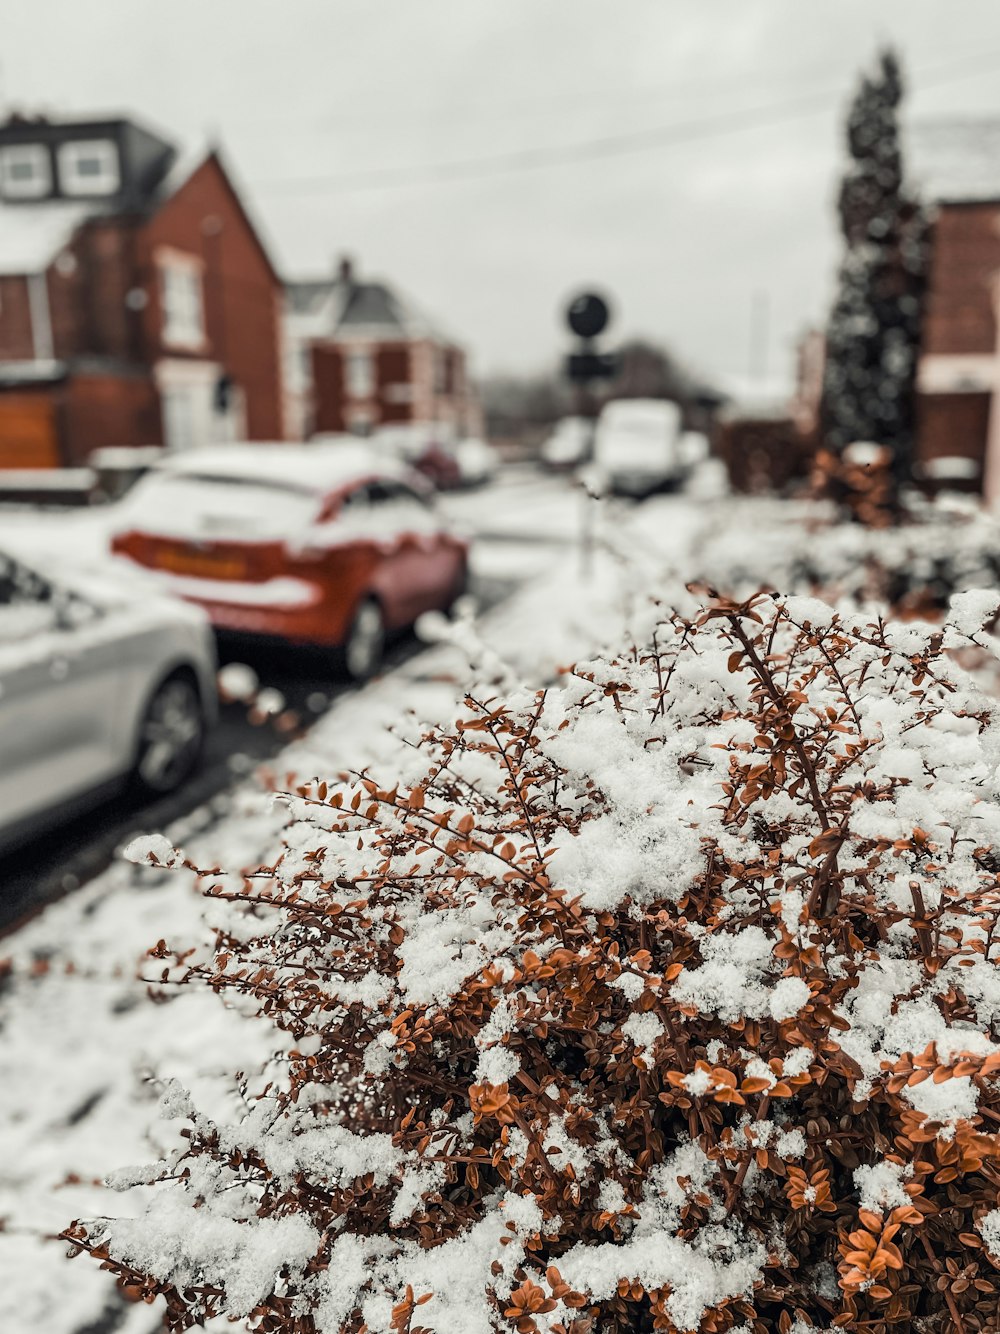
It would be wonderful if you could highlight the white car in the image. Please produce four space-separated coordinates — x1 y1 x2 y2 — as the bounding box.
0 546 217 852
541 417 592 471
454 438 499 487
593 398 684 497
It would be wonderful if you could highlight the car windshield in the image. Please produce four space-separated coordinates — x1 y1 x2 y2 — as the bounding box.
122 473 323 541
0 551 57 647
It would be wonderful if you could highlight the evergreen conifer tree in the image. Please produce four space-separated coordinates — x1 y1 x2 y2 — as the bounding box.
820 50 928 508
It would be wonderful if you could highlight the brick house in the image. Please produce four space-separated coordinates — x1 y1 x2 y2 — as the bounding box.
0 112 285 467
908 121 1000 501
285 257 481 442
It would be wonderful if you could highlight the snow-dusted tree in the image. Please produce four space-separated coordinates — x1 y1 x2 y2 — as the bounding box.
66 590 1000 1332
819 49 928 516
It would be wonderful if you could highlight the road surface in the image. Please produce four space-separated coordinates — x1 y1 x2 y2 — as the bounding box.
0 467 579 934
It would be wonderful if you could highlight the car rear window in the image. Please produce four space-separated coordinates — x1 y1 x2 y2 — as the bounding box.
122 473 323 541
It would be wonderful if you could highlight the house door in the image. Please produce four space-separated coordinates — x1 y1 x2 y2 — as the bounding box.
0 394 59 468
159 365 246 452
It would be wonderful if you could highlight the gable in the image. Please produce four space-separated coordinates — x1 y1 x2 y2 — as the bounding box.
143 151 280 288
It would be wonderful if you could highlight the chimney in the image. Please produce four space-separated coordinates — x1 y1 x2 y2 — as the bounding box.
337 254 355 287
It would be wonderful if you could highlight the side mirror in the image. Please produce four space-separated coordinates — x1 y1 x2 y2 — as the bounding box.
52 590 102 632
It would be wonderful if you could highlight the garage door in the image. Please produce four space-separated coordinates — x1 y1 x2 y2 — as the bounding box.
0 394 59 469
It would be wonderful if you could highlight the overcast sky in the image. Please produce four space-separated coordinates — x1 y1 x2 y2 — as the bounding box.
7 1 1000 388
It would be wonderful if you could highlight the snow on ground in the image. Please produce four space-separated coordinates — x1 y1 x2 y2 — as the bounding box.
0 476 703 1334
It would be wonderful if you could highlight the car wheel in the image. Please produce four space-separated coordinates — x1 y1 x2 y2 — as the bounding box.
133 674 206 796
337 598 386 682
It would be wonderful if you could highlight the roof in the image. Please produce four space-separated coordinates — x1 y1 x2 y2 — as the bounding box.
151 147 282 286
0 200 98 274
0 141 279 281
155 441 407 493
714 372 793 419
906 119 1000 203
285 274 452 343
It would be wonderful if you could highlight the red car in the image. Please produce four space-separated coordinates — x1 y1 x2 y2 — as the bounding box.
111 444 469 679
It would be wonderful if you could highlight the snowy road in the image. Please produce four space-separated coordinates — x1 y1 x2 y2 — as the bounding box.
0 467 581 933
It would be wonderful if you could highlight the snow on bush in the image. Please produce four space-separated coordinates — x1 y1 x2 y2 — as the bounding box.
694 494 1000 616
67 592 1000 1332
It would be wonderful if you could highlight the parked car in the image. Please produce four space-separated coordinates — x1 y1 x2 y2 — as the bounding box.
0 546 216 853
111 443 470 679
541 417 592 471
369 426 463 491
592 398 684 497
454 438 499 487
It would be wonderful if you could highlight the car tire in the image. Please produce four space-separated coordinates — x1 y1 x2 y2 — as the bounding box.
335 598 386 682
133 674 206 797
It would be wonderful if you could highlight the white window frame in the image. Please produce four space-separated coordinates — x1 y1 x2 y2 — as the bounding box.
57 139 120 196
158 249 206 351
345 346 374 399
0 144 51 199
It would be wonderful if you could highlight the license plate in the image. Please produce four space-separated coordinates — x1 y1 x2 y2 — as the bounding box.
154 546 247 580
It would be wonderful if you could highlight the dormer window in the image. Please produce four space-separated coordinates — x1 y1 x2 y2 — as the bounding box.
58 139 119 196
0 144 51 199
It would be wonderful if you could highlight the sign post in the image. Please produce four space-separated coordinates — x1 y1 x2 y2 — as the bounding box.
563 292 616 576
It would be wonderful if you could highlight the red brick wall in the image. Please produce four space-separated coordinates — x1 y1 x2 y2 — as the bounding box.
923 204 1000 356
309 336 475 435
0 220 140 364
70 219 139 360
311 344 345 432
0 275 34 359
136 155 285 439
915 390 989 470
377 343 412 425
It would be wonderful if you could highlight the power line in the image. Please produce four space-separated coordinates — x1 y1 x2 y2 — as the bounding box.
252 47 1000 199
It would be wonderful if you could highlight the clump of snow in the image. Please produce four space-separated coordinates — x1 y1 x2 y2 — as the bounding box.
121 833 182 868
853 1159 912 1214
978 1207 1000 1260
217 661 259 701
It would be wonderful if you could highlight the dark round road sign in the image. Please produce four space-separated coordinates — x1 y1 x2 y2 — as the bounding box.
566 292 610 340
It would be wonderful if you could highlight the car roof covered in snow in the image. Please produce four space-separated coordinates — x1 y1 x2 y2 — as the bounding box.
153 441 408 493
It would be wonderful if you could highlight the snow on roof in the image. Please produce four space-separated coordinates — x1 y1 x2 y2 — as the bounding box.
906 119 1000 204
0 200 97 274
715 372 793 419
155 144 208 200
156 441 405 493
285 274 452 344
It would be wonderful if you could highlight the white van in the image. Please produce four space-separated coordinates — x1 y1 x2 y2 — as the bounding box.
593 398 683 497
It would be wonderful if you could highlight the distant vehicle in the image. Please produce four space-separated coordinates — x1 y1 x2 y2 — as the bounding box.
541 417 592 471
370 425 463 491
111 443 469 680
592 398 684 497
454 438 499 487
678 430 710 470
0 546 216 853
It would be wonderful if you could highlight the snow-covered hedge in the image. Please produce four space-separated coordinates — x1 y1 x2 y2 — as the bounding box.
695 495 1000 615
67 591 1000 1332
